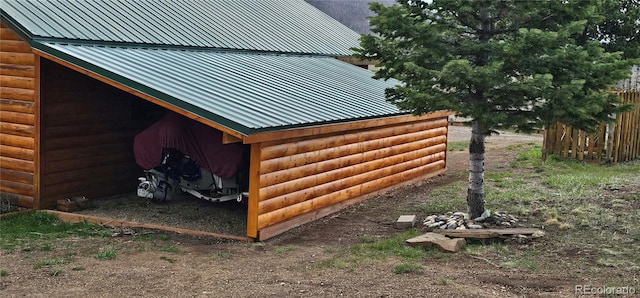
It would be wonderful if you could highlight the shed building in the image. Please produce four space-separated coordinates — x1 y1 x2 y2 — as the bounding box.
0 0 451 240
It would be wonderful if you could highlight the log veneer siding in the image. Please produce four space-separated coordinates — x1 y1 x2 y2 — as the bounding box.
0 23 37 207
38 59 150 208
254 116 449 239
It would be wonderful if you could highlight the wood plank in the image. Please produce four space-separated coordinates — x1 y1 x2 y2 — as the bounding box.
42 152 133 175
570 128 579 159
0 144 34 160
595 122 607 160
42 131 133 150
0 167 34 184
43 210 250 242
0 27 23 41
0 40 32 53
43 142 132 162
553 122 563 155
0 74 34 89
42 163 139 186
0 155 34 172
0 98 34 113
0 86 35 101
0 52 35 65
0 133 35 149
0 63 36 77
433 228 543 239
0 122 34 137
587 132 596 159
0 178 34 196
42 122 137 139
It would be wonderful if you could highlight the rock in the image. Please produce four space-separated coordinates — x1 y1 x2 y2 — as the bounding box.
405 232 466 253
468 224 483 229
532 230 546 238
396 215 417 229
425 215 438 221
447 223 457 229
453 212 469 219
473 210 491 222
432 237 466 252
427 221 444 228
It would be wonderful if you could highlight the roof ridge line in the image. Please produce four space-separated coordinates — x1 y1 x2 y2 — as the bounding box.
32 37 341 58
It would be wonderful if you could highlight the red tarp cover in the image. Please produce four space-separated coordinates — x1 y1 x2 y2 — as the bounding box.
134 112 244 178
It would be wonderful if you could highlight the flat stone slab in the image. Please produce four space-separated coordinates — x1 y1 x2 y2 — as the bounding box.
406 232 466 253
396 214 417 229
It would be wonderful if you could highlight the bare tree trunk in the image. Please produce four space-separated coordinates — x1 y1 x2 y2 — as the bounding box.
467 120 486 219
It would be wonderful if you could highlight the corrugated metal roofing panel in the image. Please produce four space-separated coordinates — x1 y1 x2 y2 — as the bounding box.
2 0 362 55
37 42 403 135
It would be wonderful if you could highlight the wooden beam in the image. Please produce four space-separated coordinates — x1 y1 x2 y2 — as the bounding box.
433 228 543 239
222 132 242 144
44 210 250 242
246 143 261 239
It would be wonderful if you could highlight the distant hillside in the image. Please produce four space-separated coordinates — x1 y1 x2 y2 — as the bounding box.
305 0 395 34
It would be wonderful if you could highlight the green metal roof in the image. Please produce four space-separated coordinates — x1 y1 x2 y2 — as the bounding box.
1 0 408 136
36 42 403 135
1 0 361 56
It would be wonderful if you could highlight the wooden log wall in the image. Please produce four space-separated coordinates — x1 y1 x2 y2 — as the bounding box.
254 116 449 239
0 23 38 208
39 59 152 208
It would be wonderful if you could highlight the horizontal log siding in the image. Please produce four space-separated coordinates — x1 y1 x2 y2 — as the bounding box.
39 59 148 208
256 117 449 234
0 23 37 207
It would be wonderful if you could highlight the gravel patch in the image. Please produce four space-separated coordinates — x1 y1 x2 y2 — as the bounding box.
75 192 247 236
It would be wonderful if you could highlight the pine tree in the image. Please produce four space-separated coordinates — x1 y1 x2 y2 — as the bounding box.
354 0 638 218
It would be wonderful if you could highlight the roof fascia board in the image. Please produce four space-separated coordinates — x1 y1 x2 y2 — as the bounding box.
32 41 250 139
242 111 454 144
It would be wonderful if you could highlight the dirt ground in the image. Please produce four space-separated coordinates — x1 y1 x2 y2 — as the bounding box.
1 126 634 297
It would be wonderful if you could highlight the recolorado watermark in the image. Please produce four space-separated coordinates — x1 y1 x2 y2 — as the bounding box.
575 285 636 295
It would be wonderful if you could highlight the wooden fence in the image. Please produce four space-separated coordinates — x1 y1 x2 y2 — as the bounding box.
542 90 640 163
